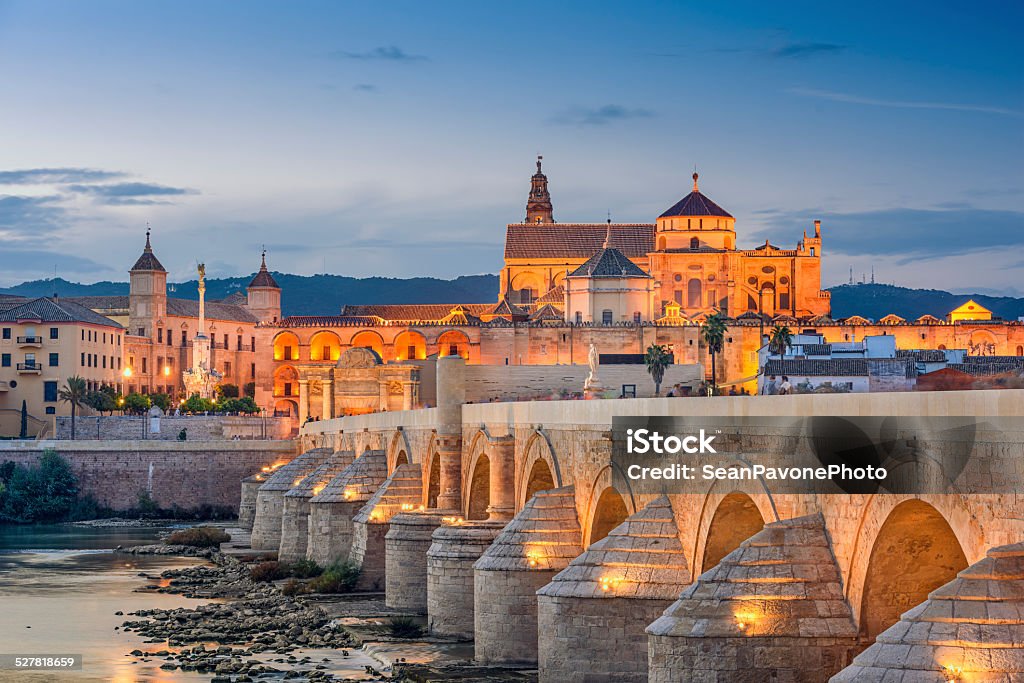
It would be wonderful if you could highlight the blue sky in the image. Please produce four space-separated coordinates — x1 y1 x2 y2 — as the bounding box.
0 1 1021 293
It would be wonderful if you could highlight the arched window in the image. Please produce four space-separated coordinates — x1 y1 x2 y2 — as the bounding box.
810 247 816 256
657 236 667 250
690 237 699 250
1017 345 1023 357
687 278 702 308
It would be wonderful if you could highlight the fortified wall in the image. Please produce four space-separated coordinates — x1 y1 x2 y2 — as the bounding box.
0 439 297 511
256 359 1024 681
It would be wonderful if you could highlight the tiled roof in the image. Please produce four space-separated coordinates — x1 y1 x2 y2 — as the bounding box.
765 359 869 376
948 362 1024 376
896 349 948 362
529 303 564 321
0 297 122 327
962 355 1024 366
166 297 259 324
248 255 280 289
535 284 565 304
486 298 529 318
568 246 651 278
340 303 494 321
67 295 130 311
131 234 166 272
504 223 654 259
802 343 832 356
658 190 733 219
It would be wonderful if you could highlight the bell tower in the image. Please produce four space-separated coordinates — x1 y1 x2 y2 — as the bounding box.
525 155 554 224
128 228 167 338
246 249 282 324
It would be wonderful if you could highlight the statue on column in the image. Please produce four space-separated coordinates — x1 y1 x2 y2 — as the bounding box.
584 343 604 396
182 261 221 399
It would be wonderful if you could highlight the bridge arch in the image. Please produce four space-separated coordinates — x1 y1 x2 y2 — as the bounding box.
386 429 412 473
424 443 441 509
695 491 770 576
465 452 490 521
851 497 970 642
517 431 562 509
586 486 629 547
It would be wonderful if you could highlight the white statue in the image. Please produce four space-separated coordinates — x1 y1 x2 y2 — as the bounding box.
584 343 602 391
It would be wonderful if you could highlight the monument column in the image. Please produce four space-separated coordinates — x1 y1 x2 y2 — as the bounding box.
401 381 414 411
321 378 333 420
434 355 465 511
487 436 515 521
298 379 310 423
378 381 389 412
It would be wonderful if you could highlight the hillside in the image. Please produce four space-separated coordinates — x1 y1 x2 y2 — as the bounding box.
3 277 1023 322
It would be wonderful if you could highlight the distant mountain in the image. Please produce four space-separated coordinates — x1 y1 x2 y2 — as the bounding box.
3 277 1022 322
0 274 500 317
828 283 1024 321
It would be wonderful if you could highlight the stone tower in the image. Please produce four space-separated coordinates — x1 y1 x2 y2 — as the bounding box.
245 250 282 323
525 155 554 224
128 229 167 338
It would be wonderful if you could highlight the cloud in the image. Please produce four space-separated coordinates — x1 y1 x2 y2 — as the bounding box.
771 42 846 59
750 206 1024 259
0 168 126 185
353 83 377 92
329 46 427 62
550 104 655 126
0 247 110 277
788 87 1023 117
66 182 195 205
0 194 66 237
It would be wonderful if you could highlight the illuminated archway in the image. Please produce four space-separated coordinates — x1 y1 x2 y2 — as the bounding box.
859 500 967 641
510 271 545 305
309 330 342 362
393 330 427 361
437 329 470 359
587 486 628 547
701 492 765 572
425 451 440 509
522 457 554 505
349 330 385 358
273 365 299 398
273 398 297 417
273 331 300 361
465 453 490 520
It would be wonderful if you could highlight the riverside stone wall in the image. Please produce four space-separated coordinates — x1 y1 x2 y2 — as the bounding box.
56 415 292 441
0 439 297 511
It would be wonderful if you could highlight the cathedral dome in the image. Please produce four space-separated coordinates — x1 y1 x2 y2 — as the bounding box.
659 173 732 219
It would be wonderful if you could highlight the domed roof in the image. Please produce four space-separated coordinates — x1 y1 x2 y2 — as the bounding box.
130 230 166 272
248 251 279 289
659 173 733 219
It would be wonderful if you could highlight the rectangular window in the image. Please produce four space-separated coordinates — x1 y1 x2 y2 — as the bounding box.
45 406 55 415
224 361 231 375
25 353 36 366
181 331 187 346
142 357 147 373
81 352 86 366
284 382 292 397
322 345 330 360
157 356 163 372
80 329 85 341
223 334 228 349
407 345 416 360
137 327 145 337
103 332 106 343
448 344 459 357
166 329 172 346
117 334 121 346
237 335 243 351
117 357 121 370
251 337 256 351
101 355 106 369
44 381 58 402
157 329 163 343
3 328 12 339
633 311 641 323
49 327 59 340
250 362 255 378
283 345 293 360
1 353 10 367
602 310 613 325
575 311 582 324
49 352 59 367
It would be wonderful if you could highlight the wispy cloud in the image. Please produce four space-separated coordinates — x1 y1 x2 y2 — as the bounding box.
0 194 66 238
67 182 195 205
329 46 427 62
772 42 846 59
550 104 655 126
788 87 1023 117
353 83 378 92
0 168 126 185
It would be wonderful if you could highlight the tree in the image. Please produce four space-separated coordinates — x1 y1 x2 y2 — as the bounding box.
123 392 152 415
183 394 214 413
243 382 256 398
701 312 729 394
58 376 88 440
85 390 117 415
19 400 28 439
644 344 673 396
217 383 239 399
148 393 171 412
769 326 794 357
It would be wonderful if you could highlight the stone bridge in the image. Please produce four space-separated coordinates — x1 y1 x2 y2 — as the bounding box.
247 357 1024 682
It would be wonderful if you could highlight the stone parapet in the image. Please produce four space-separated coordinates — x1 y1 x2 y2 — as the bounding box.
537 495 690 682
250 447 332 552
647 514 859 683
349 462 423 591
427 521 504 638
278 451 356 563
474 486 582 666
831 541 1024 682
384 511 448 612
306 450 387 567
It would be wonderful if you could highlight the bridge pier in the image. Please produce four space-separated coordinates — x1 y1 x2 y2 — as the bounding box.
426 520 505 638
537 496 690 683
385 510 448 611
647 514 859 683
832 541 1024 681
349 462 423 591
238 473 264 530
306 450 387 567
473 486 582 666
279 452 355 563
251 447 331 552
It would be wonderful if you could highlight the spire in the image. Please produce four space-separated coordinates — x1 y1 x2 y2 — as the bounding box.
692 171 699 193
131 223 166 272
248 248 280 289
144 223 153 252
525 155 554 223
603 216 612 249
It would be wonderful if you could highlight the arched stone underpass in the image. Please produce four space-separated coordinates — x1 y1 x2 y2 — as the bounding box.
588 486 628 547
701 491 765 572
466 453 490 520
425 453 440 509
523 457 554 507
858 499 968 642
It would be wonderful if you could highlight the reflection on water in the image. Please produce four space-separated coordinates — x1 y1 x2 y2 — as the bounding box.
0 525 381 682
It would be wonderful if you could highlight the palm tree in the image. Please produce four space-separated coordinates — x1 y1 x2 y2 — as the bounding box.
701 312 728 394
58 375 88 440
644 343 672 396
769 326 793 357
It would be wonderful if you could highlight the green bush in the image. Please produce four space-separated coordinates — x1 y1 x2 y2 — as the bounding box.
388 616 424 639
182 394 215 413
165 526 231 547
305 560 360 594
281 578 305 596
217 383 240 399
289 559 323 578
0 450 79 523
148 393 171 412
250 560 291 582
123 392 151 415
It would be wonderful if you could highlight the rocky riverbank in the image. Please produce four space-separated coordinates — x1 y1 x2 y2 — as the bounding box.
116 548 377 681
